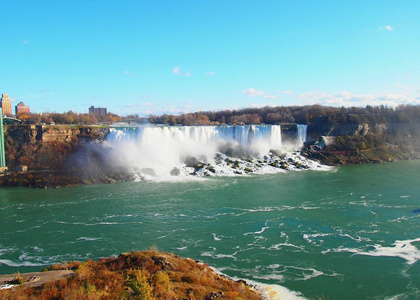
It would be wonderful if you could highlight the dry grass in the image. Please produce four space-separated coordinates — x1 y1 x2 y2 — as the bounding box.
0 250 263 300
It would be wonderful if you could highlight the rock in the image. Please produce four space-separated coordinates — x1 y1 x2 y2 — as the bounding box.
184 156 201 167
205 291 224 300
170 167 181 176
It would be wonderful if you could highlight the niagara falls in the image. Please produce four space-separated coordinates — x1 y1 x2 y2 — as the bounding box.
2 1 420 299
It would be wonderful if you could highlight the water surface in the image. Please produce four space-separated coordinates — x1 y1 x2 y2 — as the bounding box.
1 161 420 299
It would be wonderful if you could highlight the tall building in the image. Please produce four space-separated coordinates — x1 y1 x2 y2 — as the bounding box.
0 94 12 116
15 102 30 114
89 106 107 116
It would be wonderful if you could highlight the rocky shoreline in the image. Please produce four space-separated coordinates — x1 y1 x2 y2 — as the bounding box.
1 146 417 188
0 150 331 188
0 250 265 300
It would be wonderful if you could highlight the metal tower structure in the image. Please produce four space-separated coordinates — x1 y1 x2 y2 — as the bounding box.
0 108 6 169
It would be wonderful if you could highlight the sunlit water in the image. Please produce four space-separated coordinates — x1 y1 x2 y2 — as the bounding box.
1 161 420 299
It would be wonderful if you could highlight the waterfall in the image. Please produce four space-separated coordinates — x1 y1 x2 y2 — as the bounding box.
101 124 314 179
107 125 283 151
296 124 307 149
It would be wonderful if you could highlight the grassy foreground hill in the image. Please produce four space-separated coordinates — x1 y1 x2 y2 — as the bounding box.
0 250 263 300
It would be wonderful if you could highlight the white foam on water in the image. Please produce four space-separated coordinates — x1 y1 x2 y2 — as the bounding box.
333 237 420 265
0 259 46 267
302 233 332 245
212 233 222 241
244 222 270 236
255 283 307 299
209 266 307 300
200 250 238 261
76 237 102 241
0 247 16 256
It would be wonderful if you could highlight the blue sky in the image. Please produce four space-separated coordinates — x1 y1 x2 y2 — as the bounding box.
1 0 419 115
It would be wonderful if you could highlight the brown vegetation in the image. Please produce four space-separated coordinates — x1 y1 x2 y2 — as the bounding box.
0 251 263 300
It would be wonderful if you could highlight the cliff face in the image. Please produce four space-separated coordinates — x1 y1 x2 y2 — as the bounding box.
4 125 109 144
3 125 110 170
307 123 370 141
304 122 420 165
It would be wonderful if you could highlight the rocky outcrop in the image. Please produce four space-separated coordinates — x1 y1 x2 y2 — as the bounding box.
307 123 370 142
4 125 110 144
0 251 264 300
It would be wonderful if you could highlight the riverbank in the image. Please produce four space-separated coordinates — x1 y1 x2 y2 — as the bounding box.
303 145 419 166
0 250 265 300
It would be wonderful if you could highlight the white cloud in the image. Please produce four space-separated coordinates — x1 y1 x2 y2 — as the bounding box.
172 66 191 77
263 95 279 100
22 40 29 45
248 102 279 108
277 90 293 95
123 71 136 77
379 25 394 31
297 91 329 99
206 71 216 76
172 67 180 75
243 87 282 99
298 90 420 107
396 83 411 90
242 87 265 97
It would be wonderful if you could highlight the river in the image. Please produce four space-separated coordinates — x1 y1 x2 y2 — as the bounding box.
1 160 420 299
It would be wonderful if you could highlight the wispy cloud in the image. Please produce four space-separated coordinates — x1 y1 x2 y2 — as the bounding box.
242 87 265 97
206 71 216 76
379 25 394 31
139 95 152 99
243 87 287 99
121 101 202 116
123 70 136 77
396 83 411 90
22 40 29 45
297 90 420 107
172 67 180 75
277 90 293 95
172 66 191 77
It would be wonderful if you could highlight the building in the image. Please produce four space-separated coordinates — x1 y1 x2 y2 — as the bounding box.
15 102 30 115
0 94 12 116
89 106 107 116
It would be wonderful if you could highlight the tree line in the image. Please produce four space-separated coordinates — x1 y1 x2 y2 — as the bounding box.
130 104 420 126
15 111 121 125
13 104 420 126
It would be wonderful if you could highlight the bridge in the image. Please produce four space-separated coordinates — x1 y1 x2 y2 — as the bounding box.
3 116 22 125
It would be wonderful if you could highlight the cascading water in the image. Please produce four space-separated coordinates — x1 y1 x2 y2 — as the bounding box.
296 124 307 149
107 125 282 150
101 124 324 180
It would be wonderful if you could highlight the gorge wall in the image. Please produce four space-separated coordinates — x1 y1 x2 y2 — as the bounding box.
1 122 419 187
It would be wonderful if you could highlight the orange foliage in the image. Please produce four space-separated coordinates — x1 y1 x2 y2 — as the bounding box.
1 251 263 300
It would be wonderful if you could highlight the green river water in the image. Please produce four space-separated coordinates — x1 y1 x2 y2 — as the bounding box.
1 160 420 299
